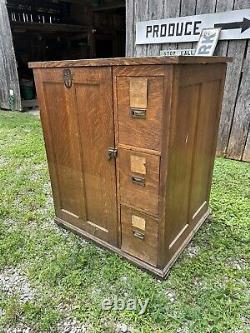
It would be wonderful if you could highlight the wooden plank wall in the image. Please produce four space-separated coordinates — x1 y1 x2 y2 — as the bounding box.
0 0 21 111
126 0 250 162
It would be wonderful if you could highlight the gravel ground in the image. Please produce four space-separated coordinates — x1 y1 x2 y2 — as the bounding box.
0 268 35 303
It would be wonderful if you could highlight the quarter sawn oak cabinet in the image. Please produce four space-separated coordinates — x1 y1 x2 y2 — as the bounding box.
29 56 229 278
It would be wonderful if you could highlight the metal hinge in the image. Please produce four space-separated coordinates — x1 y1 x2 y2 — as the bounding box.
107 147 118 160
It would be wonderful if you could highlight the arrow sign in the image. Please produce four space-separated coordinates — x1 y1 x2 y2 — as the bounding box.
214 18 250 33
136 9 250 45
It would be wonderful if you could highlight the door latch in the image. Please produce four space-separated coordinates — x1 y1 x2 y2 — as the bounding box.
107 147 118 160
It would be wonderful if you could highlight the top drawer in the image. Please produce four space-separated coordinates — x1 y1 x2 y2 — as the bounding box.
116 75 164 151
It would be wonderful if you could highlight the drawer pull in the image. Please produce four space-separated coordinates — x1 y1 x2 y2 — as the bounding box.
131 108 146 119
133 230 145 240
131 176 145 186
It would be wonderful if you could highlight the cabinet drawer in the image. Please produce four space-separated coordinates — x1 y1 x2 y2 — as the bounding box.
116 76 164 151
118 148 160 215
121 206 158 266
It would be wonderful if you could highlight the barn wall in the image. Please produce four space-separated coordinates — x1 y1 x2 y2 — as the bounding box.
126 0 250 162
0 0 21 111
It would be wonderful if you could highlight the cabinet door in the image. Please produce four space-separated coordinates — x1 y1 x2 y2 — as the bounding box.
34 67 118 246
34 68 86 230
73 67 118 245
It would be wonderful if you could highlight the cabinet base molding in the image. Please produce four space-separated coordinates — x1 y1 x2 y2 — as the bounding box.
55 208 210 279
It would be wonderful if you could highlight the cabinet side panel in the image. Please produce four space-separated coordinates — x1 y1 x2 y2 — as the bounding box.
163 64 227 266
189 79 222 225
164 81 200 253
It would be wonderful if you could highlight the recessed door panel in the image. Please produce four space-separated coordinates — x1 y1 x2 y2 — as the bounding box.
34 68 118 245
74 68 118 245
34 69 86 230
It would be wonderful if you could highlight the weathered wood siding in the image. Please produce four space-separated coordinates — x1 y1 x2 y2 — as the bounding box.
0 0 21 111
126 0 250 162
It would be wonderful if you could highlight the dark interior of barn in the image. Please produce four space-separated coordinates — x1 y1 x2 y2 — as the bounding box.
7 0 126 107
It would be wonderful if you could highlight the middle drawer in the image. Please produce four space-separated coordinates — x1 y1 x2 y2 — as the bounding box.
118 148 160 215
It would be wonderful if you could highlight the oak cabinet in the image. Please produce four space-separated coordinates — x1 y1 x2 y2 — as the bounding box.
30 56 229 278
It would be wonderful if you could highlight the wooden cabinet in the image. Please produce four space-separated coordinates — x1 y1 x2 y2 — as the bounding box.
30 56 229 278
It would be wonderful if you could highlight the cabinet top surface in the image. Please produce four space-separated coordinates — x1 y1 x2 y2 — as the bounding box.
29 56 230 69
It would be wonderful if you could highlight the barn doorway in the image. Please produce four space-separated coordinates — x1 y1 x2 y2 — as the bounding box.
7 0 126 110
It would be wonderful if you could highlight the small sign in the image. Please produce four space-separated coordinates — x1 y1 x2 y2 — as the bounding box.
195 28 221 56
160 48 195 56
136 9 250 45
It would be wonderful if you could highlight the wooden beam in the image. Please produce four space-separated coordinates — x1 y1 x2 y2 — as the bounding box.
0 0 21 110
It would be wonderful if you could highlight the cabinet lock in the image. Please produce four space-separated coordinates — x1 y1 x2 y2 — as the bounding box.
107 147 118 160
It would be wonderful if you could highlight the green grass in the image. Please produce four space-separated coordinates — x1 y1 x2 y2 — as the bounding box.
0 110 249 333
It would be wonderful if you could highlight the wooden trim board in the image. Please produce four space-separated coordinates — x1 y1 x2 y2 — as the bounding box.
29 56 231 69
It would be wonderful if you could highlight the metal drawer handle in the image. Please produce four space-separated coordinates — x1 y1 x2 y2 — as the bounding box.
131 176 145 186
133 230 145 240
131 108 146 119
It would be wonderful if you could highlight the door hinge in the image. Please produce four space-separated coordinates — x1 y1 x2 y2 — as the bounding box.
107 147 118 160
63 68 73 88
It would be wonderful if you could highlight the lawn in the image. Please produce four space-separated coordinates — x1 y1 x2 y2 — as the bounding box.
0 111 249 333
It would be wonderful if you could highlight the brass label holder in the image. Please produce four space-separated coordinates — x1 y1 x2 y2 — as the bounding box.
131 108 147 119
131 175 145 186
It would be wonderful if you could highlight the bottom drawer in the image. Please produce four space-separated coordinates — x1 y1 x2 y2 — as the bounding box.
121 206 158 267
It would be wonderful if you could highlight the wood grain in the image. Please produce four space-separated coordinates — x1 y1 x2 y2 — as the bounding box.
227 42 250 160
0 0 21 110
177 0 197 51
33 68 86 230
29 56 230 69
242 130 250 162
126 0 135 57
161 0 181 52
116 67 166 151
214 0 234 56
73 67 118 245
217 41 246 156
121 205 159 267
163 63 226 265
119 148 160 215
32 57 228 276
146 0 164 56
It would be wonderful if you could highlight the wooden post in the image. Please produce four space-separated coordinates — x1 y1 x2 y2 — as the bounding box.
0 0 21 111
